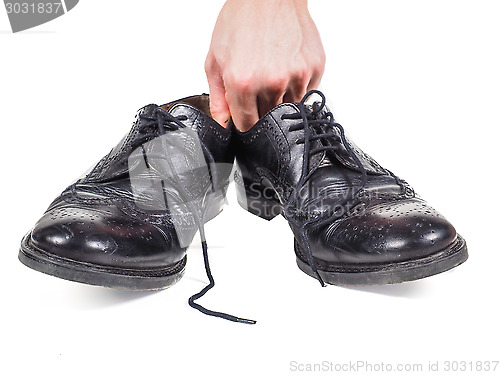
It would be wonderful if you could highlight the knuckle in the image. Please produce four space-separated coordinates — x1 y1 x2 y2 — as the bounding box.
204 55 218 75
204 53 213 68
204 60 212 74
227 73 254 94
293 65 309 83
265 74 288 93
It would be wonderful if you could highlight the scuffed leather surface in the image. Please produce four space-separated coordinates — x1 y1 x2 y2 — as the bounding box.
30 95 233 269
235 102 458 265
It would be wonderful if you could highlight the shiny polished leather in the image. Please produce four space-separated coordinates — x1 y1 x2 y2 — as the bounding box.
234 97 467 285
19 94 233 289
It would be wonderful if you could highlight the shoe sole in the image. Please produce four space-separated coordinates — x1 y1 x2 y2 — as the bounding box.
294 235 468 286
19 232 186 291
235 173 468 285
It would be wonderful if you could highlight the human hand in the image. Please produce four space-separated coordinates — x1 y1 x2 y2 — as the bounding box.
205 0 325 131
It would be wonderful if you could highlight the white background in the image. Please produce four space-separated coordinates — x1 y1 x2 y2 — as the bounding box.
1 1 499 374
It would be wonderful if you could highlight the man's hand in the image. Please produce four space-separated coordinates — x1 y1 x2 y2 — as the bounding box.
205 0 325 131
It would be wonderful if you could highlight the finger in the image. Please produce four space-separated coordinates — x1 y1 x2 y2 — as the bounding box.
283 64 309 103
224 82 260 132
256 76 287 117
257 90 285 119
306 65 325 93
283 79 307 104
205 56 231 126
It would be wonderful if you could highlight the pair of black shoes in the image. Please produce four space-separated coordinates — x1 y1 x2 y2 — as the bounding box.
19 92 468 324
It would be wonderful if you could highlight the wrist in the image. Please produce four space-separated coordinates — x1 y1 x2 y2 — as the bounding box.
224 0 308 11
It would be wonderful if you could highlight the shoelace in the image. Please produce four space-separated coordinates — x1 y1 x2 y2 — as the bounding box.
134 106 256 324
282 90 368 287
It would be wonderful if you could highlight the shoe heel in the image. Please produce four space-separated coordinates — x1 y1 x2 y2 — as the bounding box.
235 177 282 221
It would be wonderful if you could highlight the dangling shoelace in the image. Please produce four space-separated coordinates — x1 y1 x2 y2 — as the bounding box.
282 90 369 287
133 106 256 324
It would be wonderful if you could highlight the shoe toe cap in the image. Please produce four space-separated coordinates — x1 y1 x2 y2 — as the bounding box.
30 206 184 268
319 198 457 264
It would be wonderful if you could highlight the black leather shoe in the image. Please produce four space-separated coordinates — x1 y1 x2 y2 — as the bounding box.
19 94 234 291
234 90 467 286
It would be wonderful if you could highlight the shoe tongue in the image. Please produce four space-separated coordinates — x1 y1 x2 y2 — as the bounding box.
288 103 330 174
140 102 213 128
298 102 387 176
138 103 158 117
159 93 214 130
166 103 206 129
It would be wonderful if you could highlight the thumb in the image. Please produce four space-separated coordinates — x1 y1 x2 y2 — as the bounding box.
205 58 231 126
